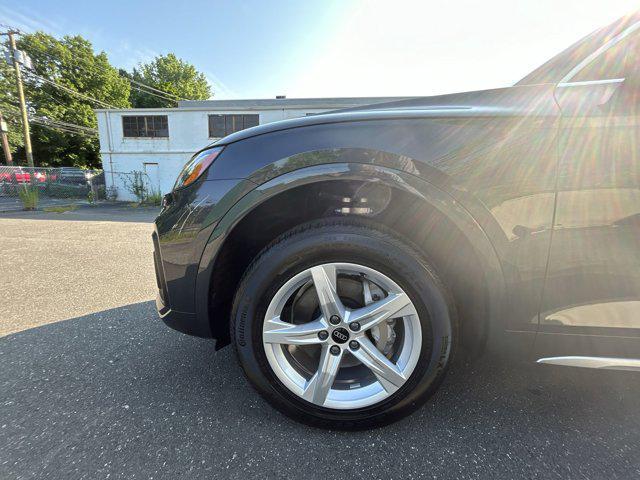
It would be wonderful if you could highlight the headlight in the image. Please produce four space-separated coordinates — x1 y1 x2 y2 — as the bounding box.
174 147 223 190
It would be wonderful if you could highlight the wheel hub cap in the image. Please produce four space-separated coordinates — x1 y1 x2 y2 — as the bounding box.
330 327 350 344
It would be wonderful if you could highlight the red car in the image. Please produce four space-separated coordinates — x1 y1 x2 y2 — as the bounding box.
0 168 55 183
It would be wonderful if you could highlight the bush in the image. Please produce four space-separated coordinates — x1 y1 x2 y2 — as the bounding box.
18 185 39 210
121 171 148 203
145 188 163 206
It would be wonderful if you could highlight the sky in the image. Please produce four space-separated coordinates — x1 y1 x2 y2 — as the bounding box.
1 0 639 99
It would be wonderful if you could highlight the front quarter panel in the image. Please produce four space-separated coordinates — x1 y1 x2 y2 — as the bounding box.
196 163 507 345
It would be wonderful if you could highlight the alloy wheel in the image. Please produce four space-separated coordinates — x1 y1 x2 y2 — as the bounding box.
262 262 422 409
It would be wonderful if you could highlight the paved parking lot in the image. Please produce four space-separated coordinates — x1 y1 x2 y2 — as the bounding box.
1 205 639 479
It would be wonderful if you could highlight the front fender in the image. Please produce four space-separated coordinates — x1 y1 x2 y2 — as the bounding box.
196 161 507 341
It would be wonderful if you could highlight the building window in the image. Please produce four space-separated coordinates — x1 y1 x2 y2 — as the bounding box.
208 114 259 137
122 115 169 138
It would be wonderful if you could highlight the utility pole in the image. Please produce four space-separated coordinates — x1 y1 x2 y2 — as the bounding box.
6 31 34 167
0 112 13 165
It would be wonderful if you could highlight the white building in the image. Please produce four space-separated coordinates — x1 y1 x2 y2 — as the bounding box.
96 97 406 201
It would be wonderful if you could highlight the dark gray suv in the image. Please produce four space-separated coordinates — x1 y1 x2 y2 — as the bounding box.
153 12 640 428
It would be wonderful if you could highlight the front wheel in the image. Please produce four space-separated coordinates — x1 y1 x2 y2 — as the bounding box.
231 219 456 429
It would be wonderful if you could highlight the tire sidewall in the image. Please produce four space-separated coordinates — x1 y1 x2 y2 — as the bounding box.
232 224 454 428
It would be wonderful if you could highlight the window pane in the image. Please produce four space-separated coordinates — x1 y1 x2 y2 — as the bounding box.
243 114 259 128
573 32 640 82
141 117 149 137
152 116 160 137
227 115 244 134
157 116 168 137
123 116 135 137
209 115 226 137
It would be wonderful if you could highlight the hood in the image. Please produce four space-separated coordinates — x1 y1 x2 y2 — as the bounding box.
212 83 557 147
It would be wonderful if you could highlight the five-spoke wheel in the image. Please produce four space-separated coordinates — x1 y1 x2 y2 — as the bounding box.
263 263 422 409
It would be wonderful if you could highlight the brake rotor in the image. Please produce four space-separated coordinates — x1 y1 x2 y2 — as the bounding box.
363 278 397 357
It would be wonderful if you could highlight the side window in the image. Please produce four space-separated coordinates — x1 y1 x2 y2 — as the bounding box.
572 32 639 82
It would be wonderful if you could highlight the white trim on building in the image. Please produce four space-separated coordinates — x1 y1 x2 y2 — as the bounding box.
96 97 407 201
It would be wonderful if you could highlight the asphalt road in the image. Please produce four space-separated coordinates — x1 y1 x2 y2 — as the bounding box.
1 205 639 479
0 204 159 336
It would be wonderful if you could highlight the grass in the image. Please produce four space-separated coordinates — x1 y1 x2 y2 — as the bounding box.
145 189 163 206
43 205 78 213
18 185 39 210
128 190 163 208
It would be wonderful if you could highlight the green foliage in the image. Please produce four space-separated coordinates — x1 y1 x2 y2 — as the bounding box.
129 53 211 108
18 184 39 210
43 204 78 213
145 188 163 206
121 170 148 202
9 32 131 168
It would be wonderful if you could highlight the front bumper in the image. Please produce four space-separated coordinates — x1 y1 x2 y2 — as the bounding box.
152 227 214 338
151 177 255 339
155 293 205 336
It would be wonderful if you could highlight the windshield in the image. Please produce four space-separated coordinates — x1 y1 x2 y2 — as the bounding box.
517 11 640 85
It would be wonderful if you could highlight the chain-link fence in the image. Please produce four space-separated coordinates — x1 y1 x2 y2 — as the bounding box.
0 166 106 211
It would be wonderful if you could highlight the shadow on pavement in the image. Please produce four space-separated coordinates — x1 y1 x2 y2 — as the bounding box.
1 301 639 479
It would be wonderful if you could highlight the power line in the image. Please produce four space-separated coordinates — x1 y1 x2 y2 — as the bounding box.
22 70 117 109
0 101 23 114
5 112 98 137
30 118 98 137
2 102 98 136
128 84 179 104
35 117 97 133
127 78 184 101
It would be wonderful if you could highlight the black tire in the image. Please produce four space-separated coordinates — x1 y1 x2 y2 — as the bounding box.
231 218 457 429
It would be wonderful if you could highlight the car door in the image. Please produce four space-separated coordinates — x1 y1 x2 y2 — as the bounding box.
535 22 640 359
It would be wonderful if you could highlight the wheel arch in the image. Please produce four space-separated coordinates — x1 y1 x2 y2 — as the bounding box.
198 163 506 351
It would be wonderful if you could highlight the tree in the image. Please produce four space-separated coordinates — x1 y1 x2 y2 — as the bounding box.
0 60 24 163
129 53 211 108
12 32 130 168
